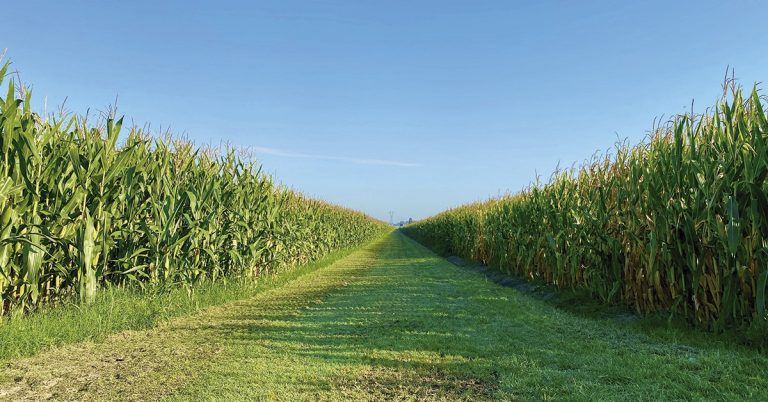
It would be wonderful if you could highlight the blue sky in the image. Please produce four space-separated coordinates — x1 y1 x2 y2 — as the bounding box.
2 1 767 222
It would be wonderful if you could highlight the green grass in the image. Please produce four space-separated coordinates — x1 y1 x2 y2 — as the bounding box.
173 232 768 401
0 244 368 362
2 232 764 401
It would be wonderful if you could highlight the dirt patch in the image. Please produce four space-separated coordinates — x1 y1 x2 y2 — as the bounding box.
336 366 498 401
0 323 224 401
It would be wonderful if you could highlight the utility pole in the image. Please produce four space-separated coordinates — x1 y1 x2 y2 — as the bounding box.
388 211 394 225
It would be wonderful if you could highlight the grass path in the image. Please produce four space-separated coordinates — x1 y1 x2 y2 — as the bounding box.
1 232 766 401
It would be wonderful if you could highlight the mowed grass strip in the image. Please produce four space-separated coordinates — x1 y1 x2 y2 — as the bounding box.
2 232 766 401
171 232 768 401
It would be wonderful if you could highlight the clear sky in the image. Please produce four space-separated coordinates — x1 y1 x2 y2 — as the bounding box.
2 1 767 222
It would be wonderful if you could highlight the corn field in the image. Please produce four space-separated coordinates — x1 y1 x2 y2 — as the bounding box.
405 82 768 329
0 61 388 313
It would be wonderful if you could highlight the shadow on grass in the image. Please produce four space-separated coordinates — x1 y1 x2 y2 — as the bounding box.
424 245 768 352
174 239 502 400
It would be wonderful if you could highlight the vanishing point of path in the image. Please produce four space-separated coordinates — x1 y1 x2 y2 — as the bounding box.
1 232 766 401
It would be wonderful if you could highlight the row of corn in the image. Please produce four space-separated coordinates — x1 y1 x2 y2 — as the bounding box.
0 62 389 313
404 83 768 329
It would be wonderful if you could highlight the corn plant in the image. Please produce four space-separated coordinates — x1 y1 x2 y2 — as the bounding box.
405 82 768 329
0 60 389 313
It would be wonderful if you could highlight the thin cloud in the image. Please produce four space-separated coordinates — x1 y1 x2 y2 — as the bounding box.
251 146 420 167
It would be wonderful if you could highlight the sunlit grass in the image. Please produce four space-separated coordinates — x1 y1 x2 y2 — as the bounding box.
0 246 366 361
170 233 768 401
